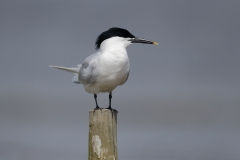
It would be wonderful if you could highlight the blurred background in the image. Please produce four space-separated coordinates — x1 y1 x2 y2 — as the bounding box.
1 0 240 160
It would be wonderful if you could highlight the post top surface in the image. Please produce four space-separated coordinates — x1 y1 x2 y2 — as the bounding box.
89 109 118 113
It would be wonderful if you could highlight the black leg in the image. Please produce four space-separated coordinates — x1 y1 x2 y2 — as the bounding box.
106 92 117 111
107 92 112 109
106 92 118 116
94 94 100 109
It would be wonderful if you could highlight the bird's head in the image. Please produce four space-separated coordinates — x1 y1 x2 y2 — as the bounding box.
95 27 158 50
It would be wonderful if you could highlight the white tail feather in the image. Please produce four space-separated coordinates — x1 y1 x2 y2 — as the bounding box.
49 65 80 73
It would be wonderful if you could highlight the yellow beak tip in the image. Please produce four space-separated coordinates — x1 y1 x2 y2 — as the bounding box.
153 42 159 45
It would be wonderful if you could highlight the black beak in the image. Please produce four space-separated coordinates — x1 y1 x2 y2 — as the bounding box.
129 37 158 45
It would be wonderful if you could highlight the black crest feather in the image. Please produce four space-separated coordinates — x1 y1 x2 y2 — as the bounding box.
95 27 135 50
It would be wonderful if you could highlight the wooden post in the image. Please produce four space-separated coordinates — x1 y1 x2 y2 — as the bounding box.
88 109 118 160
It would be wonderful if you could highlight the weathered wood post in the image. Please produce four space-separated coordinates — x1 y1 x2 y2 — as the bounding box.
88 109 118 160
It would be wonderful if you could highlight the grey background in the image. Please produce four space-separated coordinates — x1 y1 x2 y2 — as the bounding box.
1 0 240 160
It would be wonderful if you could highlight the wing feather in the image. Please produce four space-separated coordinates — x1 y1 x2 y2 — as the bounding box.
78 54 98 85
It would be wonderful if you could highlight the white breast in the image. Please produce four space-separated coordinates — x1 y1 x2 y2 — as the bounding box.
84 49 130 93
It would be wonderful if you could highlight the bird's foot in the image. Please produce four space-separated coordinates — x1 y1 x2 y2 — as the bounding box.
105 106 118 118
94 105 102 110
106 106 118 112
93 106 102 115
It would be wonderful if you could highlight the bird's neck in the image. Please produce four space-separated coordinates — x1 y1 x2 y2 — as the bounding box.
101 45 126 54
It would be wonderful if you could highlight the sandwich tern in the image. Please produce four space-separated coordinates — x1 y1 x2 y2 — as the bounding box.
50 27 157 111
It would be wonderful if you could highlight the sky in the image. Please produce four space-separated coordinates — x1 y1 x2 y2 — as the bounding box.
0 1 240 160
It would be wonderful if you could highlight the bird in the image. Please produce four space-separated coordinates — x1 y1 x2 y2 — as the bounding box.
50 27 158 111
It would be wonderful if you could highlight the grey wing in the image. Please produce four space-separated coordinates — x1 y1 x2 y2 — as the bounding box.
78 54 98 85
